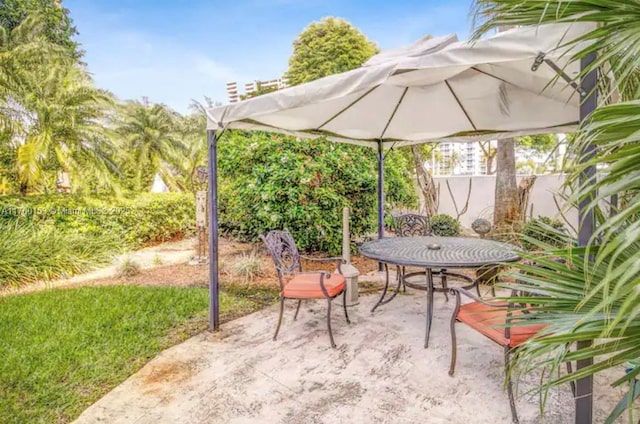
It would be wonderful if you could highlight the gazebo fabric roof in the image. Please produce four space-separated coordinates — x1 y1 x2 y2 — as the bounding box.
206 23 591 148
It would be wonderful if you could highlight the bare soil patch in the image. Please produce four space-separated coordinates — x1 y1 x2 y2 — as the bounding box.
55 237 380 290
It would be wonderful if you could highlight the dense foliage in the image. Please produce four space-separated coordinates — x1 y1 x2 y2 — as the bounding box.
475 1 640 421
520 216 572 251
216 19 413 253
0 221 119 286
286 17 378 86
430 214 461 236
0 193 195 286
218 131 416 253
0 193 195 246
0 0 80 59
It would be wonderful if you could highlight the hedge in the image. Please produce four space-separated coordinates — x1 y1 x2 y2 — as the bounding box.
0 193 195 287
0 193 195 248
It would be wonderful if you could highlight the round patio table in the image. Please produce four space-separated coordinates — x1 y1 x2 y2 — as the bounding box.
359 236 520 348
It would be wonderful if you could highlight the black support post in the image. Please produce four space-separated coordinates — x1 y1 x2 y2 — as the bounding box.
377 141 384 271
575 52 597 424
377 140 384 240
207 129 220 331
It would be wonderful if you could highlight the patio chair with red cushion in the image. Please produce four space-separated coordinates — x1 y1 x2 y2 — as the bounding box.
261 229 350 348
448 265 575 424
448 286 545 424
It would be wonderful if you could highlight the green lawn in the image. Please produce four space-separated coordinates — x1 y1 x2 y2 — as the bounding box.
0 284 277 424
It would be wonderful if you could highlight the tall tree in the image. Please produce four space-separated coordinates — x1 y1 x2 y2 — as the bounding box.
11 66 117 194
115 100 184 192
286 17 378 86
491 25 520 230
479 140 496 174
493 138 518 229
0 0 81 60
0 14 113 194
409 145 439 215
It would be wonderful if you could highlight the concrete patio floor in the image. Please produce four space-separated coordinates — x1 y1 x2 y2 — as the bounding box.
75 291 625 424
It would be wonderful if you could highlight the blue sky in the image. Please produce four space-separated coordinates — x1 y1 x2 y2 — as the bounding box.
66 0 474 113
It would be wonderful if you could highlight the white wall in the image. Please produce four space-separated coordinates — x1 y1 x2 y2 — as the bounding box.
433 174 578 230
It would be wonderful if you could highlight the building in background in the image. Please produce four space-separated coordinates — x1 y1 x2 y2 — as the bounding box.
429 136 567 176
226 76 289 103
430 142 486 176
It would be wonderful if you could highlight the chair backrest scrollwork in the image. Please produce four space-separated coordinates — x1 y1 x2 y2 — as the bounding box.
394 214 431 237
260 229 302 283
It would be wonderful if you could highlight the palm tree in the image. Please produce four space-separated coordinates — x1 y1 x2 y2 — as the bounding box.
114 100 185 192
0 13 119 194
175 110 207 192
473 1 640 421
9 65 118 194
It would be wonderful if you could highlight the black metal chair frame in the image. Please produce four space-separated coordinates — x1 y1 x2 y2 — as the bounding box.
448 277 576 424
261 229 350 348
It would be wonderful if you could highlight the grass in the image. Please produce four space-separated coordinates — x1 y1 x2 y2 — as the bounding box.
0 284 278 424
0 222 121 287
228 251 264 283
116 257 142 278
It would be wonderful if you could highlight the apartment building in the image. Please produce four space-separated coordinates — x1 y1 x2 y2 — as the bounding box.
226 76 289 103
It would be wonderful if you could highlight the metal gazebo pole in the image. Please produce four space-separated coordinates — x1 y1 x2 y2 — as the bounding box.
377 139 385 240
207 129 220 331
377 139 385 271
575 52 597 424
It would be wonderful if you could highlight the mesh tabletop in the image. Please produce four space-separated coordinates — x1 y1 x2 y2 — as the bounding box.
359 236 520 268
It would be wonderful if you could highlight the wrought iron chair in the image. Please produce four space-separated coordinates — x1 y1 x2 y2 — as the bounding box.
261 229 350 348
448 263 575 424
394 213 431 238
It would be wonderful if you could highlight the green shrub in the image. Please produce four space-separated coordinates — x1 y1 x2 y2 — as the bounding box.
430 214 461 236
218 131 417 253
521 216 573 251
109 194 195 246
0 193 195 286
0 222 121 287
0 193 195 248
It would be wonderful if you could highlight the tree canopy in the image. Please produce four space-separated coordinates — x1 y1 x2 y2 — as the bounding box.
515 133 557 154
286 17 378 86
0 0 80 59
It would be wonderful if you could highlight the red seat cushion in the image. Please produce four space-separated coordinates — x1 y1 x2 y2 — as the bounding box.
282 273 346 299
457 301 546 348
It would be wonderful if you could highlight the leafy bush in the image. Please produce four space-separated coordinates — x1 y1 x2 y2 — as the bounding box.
0 193 195 248
430 214 461 236
520 216 572 251
0 222 121 287
218 131 417 254
0 193 195 286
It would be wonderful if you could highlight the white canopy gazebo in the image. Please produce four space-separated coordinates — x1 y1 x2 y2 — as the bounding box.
207 23 589 148
204 22 599 422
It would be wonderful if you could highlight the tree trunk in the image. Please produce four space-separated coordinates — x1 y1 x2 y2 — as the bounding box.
410 146 438 216
493 138 519 228
517 175 537 223
486 155 495 175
